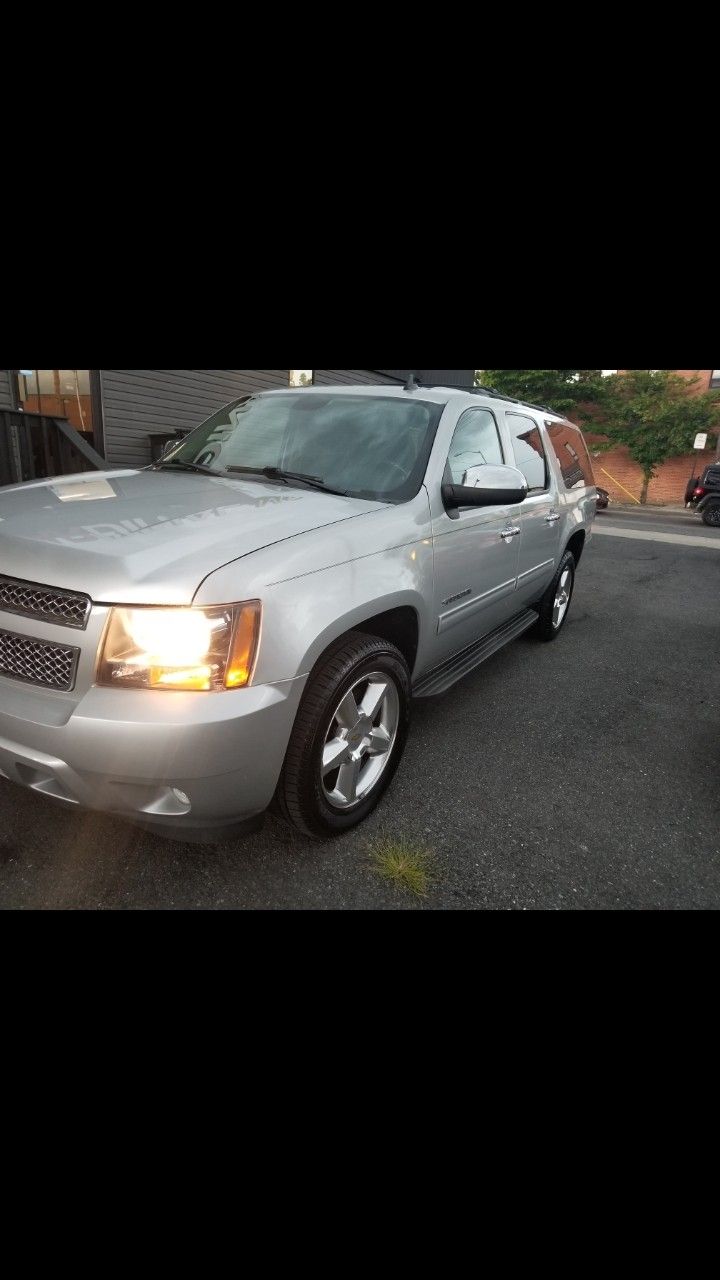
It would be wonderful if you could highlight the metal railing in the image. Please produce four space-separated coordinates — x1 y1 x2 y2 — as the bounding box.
0 410 106 487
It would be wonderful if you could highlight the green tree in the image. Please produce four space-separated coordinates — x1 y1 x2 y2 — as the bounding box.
592 370 719 504
476 369 605 416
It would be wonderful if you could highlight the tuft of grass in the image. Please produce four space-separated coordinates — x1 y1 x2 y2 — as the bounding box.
369 838 434 898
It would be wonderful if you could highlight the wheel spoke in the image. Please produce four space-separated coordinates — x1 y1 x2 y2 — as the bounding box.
552 568 572 629
320 668 401 812
360 680 388 720
335 690 360 729
367 725 391 756
322 737 351 777
335 758 362 804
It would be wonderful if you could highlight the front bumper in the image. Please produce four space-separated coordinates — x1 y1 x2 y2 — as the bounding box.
0 674 307 837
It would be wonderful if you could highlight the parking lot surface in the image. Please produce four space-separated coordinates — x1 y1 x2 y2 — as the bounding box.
2 518 719 910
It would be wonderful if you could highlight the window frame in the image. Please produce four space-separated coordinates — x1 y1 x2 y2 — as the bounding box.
506 411 550 494
444 406 505 485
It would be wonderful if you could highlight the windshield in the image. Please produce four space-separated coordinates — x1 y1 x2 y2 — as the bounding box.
161 393 444 503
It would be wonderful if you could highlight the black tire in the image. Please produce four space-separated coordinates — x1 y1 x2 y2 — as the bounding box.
702 503 720 528
276 631 411 839
532 550 576 642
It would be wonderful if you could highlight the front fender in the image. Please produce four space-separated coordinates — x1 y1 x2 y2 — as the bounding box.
194 491 436 686
253 541 435 684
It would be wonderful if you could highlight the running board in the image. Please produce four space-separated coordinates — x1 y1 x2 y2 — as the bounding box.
413 609 538 698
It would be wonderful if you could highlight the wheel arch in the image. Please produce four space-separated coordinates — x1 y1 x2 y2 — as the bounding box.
301 601 421 683
565 528 586 565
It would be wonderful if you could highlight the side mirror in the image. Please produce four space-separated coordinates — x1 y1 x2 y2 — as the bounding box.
442 464 528 511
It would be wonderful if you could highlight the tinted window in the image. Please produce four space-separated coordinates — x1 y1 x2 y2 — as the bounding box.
546 421 595 490
507 414 548 491
166 393 443 503
447 409 504 483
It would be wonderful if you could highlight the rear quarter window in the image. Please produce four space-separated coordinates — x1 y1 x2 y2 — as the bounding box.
545 422 595 490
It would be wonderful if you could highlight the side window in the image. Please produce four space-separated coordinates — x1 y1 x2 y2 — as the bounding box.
446 408 504 484
507 413 548 492
546 421 595 490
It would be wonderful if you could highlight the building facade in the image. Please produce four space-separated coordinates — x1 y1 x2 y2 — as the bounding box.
0 369 474 473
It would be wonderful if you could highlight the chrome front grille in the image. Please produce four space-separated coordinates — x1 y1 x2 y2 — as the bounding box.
0 574 91 630
0 626 80 691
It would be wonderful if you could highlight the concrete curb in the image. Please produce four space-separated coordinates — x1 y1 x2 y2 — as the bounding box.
604 503 689 513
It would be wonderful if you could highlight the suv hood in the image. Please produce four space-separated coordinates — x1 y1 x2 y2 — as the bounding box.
0 470 384 604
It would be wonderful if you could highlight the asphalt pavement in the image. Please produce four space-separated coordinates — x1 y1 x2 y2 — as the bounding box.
598 505 720 541
1 512 719 910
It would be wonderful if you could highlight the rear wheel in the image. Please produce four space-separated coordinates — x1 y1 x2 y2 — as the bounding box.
702 503 720 527
276 632 411 838
532 551 576 642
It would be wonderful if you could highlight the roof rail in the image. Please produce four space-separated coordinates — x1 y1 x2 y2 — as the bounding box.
383 380 571 419
422 382 500 395
517 400 563 415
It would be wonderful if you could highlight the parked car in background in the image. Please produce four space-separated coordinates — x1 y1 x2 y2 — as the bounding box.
0 384 597 842
596 486 610 511
687 465 720 526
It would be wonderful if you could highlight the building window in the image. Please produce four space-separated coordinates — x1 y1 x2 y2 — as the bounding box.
711 370 720 389
289 370 314 387
16 369 95 440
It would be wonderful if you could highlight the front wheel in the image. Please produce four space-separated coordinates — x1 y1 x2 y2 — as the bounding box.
532 551 576 642
276 632 411 838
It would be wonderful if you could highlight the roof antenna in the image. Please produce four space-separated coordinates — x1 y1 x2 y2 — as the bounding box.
404 372 421 392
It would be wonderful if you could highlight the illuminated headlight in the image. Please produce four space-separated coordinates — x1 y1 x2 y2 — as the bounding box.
97 602 261 692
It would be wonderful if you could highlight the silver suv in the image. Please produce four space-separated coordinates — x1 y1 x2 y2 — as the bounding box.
0 383 596 840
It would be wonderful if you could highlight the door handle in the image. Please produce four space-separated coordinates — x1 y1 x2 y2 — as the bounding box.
500 526 521 541
545 511 561 524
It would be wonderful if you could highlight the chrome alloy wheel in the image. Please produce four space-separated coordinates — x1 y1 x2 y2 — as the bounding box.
553 568 573 630
321 671 400 810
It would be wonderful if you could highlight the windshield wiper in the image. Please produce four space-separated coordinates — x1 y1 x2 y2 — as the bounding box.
226 466 349 496
152 460 224 477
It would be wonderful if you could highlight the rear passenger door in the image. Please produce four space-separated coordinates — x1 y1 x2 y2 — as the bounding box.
505 413 560 604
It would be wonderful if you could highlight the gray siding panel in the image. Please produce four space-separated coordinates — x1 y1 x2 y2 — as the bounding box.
100 369 290 467
0 370 14 410
312 369 400 386
314 370 476 387
377 369 476 386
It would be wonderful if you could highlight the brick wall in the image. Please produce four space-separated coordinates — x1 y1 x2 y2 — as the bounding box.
618 369 715 393
588 443 715 506
674 369 714 391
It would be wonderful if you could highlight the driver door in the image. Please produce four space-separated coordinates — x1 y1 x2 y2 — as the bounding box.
431 408 522 663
